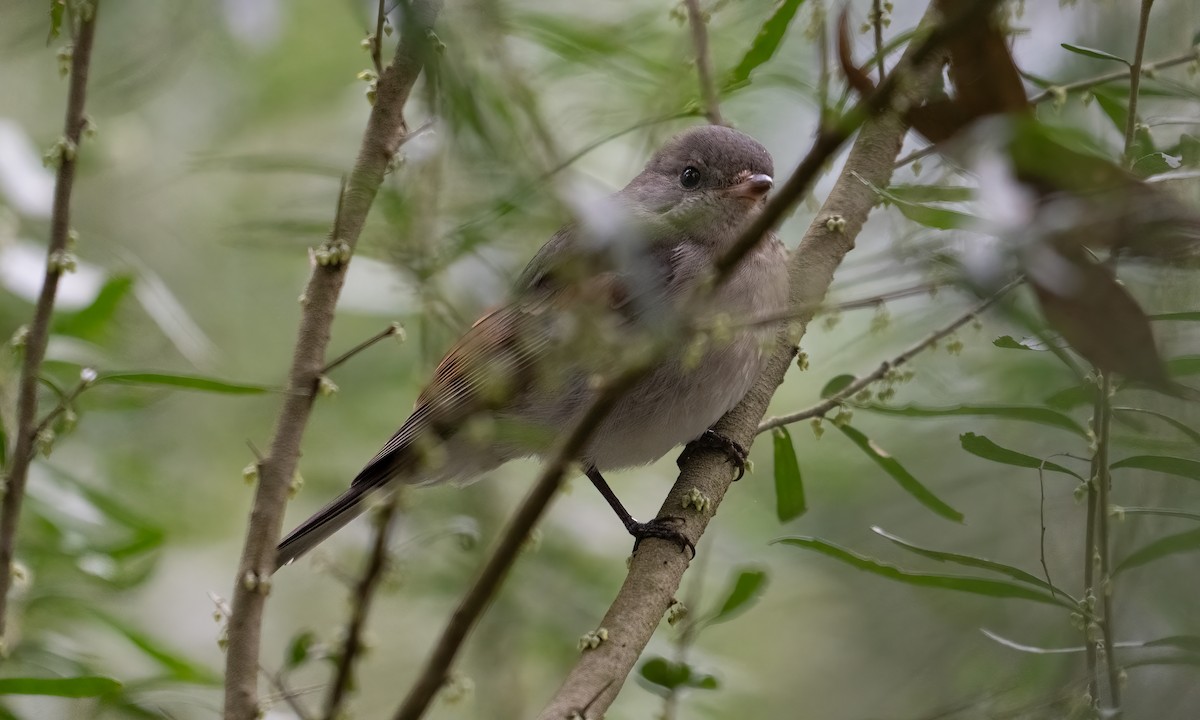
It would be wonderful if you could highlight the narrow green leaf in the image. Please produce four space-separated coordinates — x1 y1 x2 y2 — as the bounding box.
836 425 964 522
1044 384 1093 410
871 527 1072 601
91 612 220 684
286 630 317 670
638 657 719 696
709 568 768 625
0 418 7 468
48 1 65 42
1148 312 1200 322
1061 43 1130 65
51 276 134 342
1117 527 1200 574
820 374 856 399
0 676 120 698
1121 506 1200 522
1111 455 1200 481
775 537 1062 605
860 404 1087 437
1092 88 1155 161
95 372 273 395
1145 635 1200 653
772 428 806 522
1167 355 1200 377
885 184 972 204
1112 407 1200 444
1125 655 1200 668
959 432 1083 479
726 0 808 89
860 176 975 229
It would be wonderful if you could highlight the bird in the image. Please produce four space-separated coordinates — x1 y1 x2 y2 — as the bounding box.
274 124 789 570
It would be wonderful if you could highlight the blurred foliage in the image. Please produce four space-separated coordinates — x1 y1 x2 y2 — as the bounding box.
0 0 1199 719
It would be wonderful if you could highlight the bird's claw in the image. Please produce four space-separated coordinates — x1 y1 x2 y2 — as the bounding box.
628 516 695 557
678 429 748 481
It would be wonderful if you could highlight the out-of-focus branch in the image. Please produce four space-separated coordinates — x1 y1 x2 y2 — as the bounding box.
757 279 1017 434
535 5 958 717
221 3 442 719
684 0 723 125
323 499 400 720
0 2 101 639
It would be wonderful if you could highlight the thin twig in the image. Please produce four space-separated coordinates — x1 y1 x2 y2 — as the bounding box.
32 374 91 436
757 279 1017 434
322 323 405 375
684 0 723 126
0 1 101 638
222 3 442 719
372 0 386 76
390 364 652 720
872 0 885 83
324 498 400 720
1094 376 1122 710
536 5 957 717
1122 0 1155 166
1082 391 1102 707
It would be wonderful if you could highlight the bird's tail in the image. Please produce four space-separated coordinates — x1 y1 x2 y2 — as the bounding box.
273 481 384 572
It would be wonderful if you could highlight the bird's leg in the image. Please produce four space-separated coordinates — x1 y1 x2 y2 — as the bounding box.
585 466 695 556
677 428 748 480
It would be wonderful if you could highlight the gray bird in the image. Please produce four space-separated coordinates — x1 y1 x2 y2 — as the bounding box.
275 125 788 570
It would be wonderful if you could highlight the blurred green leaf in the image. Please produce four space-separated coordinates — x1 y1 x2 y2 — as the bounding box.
859 175 975 229
1111 455 1200 481
775 538 1062 604
772 427 806 522
959 432 1083 479
1121 506 1200 522
871 527 1072 601
1044 384 1093 410
1133 152 1182 178
638 657 718 697
94 372 272 395
1092 88 1155 162
51 276 134 343
1112 407 1200 444
820 374 856 399
993 335 1051 351
48 1 65 42
0 417 6 468
885 184 972 203
1149 312 1200 322
91 612 219 684
1061 43 1129 65
709 568 768 625
285 630 318 670
1145 635 1200 652
0 676 120 697
726 0 807 89
861 403 1087 437
1117 527 1200 574
836 425 963 522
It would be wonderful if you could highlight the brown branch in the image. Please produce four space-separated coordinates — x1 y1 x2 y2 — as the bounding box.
684 0 723 125
0 2 100 639
757 279 1017 434
1122 0 1154 166
390 364 651 720
221 3 442 718
535 5 956 718
371 0 386 76
323 498 400 720
872 0 885 83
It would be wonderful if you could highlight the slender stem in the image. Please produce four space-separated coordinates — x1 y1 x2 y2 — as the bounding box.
222 4 441 718
1122 0 1155 165
390 365 650 720
324 498 400 720
1082 392 1101 707
758 280 1016 434
322 323 404 375
872 0 885 83
684 0 723 126
1094 377 1122 710
372 0 386 76
0 2 101 639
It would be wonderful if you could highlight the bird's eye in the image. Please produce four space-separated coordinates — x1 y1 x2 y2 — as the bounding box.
679 166 701 189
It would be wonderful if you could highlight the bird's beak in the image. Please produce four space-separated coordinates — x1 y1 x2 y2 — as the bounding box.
726 173 774 201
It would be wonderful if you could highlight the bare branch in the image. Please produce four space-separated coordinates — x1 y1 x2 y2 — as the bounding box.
684 0 723 125
0 1 101 638
1122 0 1155 166
757 279 1018 434
322 322 405 375
221 3 442 718
872 0 885 83
535 5 959 717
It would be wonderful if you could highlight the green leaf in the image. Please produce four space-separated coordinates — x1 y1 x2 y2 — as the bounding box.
1112 407 1200 444
1167 355 1200 377
774 537 1063 605
285 630 318 670
860 176 975 229
1116 527 1200 574
959 432 1083 479
1133 152 1182 179
1044 384 1093 410
1121 506 1200 522
836 424 964 522
1061 43 1130 65
48 1 65 42
94 372 273 395
772 428 806 522
871 527 1072 601
992 335 1050 351
0 417 7 468
1111 455 1200 481
1149 312 1200 322
860 403 1087 437
51 276 134 342
1145 635 1200 653
1092 88 1155 162
709 568 768 625
726 0 808 89
638 657 719 697
820 374 856 399
91 612 219 684
885 184 973 203
0 676 120 697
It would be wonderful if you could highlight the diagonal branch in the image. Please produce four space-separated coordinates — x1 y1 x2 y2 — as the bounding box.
535 5 957 718
221 3 442 719
684 0 723 125
0 1 101 639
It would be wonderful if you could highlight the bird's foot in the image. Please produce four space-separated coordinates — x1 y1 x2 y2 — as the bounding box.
627 516 695 557
678 429 748 481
